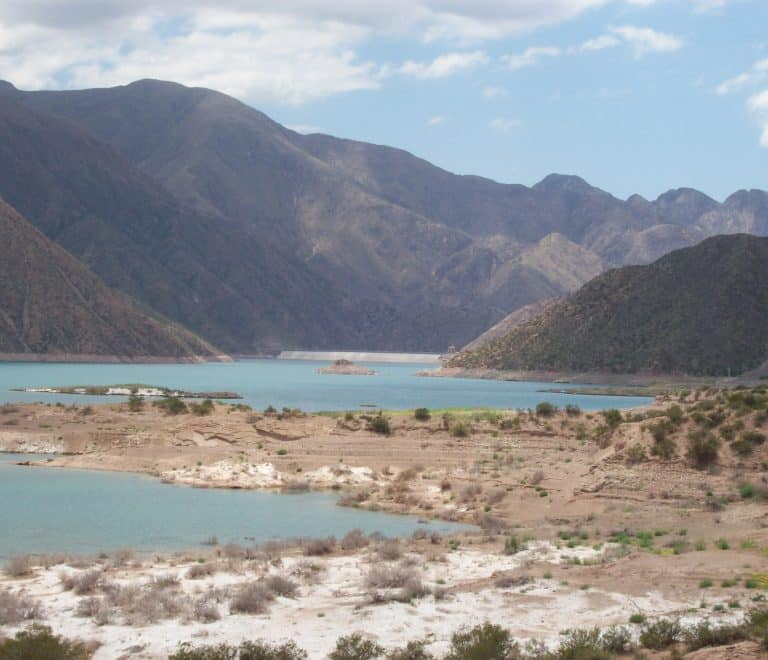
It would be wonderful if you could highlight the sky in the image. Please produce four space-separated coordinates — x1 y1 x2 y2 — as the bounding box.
0 0 766 201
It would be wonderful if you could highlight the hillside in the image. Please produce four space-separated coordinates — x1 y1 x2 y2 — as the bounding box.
450 234 768 376
2 79 768 352
0 198 219 360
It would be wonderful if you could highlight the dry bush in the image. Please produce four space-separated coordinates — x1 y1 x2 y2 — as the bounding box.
259 540 290 561
397 467 421 482
38 553 70 569
376 540 402 561
4 555 33 578
75 596 113 625
0 589 43 625
192 597 221 623
303 537 336 556
475 513 506 532
529 470 545 486
291 560 326 585
61 569 103 595
365 565 420 590
262 575 299 598
230 582 274 614
150 574 180 589
440 479 452 491
459 482 483 502
104 582 185 625
187 563 217 579
494 575 532 589
341 529 370 551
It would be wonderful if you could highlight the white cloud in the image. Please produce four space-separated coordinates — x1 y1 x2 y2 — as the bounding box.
690 0 729 12
748 89 768 148
501 46 561 71
573 34 621 52
609 26 683 57
427 115 446 126
483 86 507 99
400 50 488 79
716 59 768 95
489 118 521 132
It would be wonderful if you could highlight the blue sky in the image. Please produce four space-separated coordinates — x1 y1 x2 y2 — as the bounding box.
0 0 765 200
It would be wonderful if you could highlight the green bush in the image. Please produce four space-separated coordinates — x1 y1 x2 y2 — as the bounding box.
449 421 471 438
367 414 391 436
190 399 215 416
328 634 384 660
683 621 749 651
535 402 557 417
732 431 766 456
639 619 681 650
127 394 144 412
0 625 89 660
740 483 757 499
503 535 526 555
170 640 307 660
564 404 581 417
445 622 518 660
154 396 187 415
602 409 623 429
413 408 431 421
687 430 720 469
385 641 433 660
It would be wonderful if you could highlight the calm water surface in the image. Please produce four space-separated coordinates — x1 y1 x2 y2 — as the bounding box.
0 454 468 558
0 359 652 411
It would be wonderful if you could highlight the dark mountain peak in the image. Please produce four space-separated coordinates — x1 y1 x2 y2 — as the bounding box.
533 173 597 195
0 80 16 93
452 233 768 376
627 193 649 204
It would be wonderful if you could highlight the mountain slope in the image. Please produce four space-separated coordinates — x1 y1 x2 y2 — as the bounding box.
450 235 768 376
4 79 768 352
0 198 218 359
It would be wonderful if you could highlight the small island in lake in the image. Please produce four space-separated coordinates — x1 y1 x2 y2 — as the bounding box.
316 359 376 375
13 383 242 399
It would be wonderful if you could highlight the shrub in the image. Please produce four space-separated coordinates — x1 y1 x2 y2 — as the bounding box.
154 396 187 415
602 409 623 429
740 483 757 499
535 402 557 417
187 563 217 580
386 640 433 660
365 566 419 590
0 590 42 625
230 582 274 614
376 540 402 561
328 635 384 660
304 537 336 556
190 399 215 416
61 569 102 595
170 640 308 660
445 622 518 660
628 613 646 625
262 575 298 598
503 535 526 555
639 619 681 649
341 529 370 551
683 621 749 651
449 421 471 438
732 431 766 456
565 404 581 417
367 414 391 436
625 443 646 464
4 556 33 578
687 430 719 469
413 408 431 421
0 624 89 660
127 394 144 412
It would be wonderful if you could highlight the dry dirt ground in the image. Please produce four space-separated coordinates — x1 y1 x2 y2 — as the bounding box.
1 391 767 658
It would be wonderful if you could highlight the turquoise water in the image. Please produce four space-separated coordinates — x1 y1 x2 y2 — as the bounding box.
0 359 652 411
0 454 467 558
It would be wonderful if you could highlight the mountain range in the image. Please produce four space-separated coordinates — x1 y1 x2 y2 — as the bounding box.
0 196 218 360
449 234 768 376
1 78 767 354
